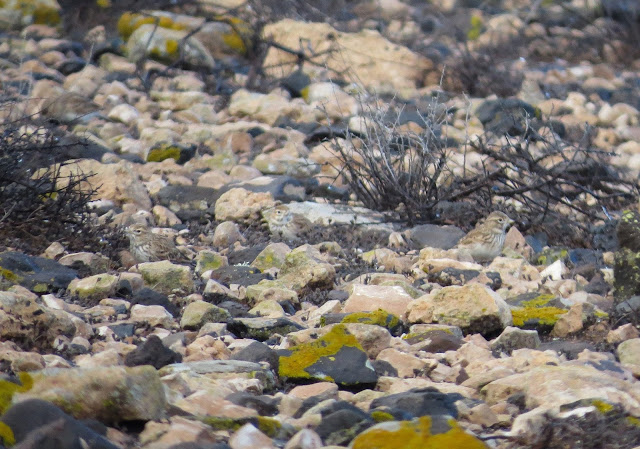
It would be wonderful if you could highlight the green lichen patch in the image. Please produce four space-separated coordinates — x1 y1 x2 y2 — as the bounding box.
195 250 227 276
256 416 282 437
350 415 488 449
3 0 61 28
341 309 401 331
146 144 181 163
614 247 640 302
535 247 569 266
117 11 185 40
371 410 395 422
278 324 377 385
201 416 285 439
0 372 33 415
201 416 244 432
212 15 252 56
0 421 15 447
508 293 568 331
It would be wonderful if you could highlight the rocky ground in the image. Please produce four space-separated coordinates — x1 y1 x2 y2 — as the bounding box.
1 0 640 448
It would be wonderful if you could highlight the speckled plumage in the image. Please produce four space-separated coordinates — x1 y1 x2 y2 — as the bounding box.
125 224 182 263
262 205 313 241
41 92 102 124
455 211 514 262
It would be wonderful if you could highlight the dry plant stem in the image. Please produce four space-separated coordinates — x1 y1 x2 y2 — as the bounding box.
328 90 638 242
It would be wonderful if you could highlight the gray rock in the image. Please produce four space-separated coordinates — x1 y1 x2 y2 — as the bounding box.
491 326 541 354
405 224 465 250
0 251 77 292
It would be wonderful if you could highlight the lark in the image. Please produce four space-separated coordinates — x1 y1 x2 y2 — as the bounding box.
454 211 514 263
262 205 314 241
125 224 184 263
41 92 104 124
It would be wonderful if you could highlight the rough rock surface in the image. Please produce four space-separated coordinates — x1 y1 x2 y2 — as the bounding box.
0 1 638 448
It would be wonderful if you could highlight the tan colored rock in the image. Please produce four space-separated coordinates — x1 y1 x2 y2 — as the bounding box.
304 82 358 119
483 364 640 415
133 260 194 295
251 243 291 272
229 423 275 449
376 348 436 378
277 245 336 294
139 416 217 448
229 88 316 126
607 324 640 344
212 220 246 247
19 365 166 421
617 338 640 377
130 304 174 329
343 284 413 319
289 382 339 401
67 274 118 301
184 335 230 361
285 323 391 359
248 299 286 318
283 428 323 449
263 19 432 94
56 159 152 210
214 187 275 222
407 284 512 334
174 392 257 418
550 303 587 337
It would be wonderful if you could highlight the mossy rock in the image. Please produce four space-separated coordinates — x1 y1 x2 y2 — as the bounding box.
339 309 402 333
278 324 378 386
195 250 228 276
535 247 570 266
0 372 33 446
201 415 292 439
617 210 640 252
0 0 61 31
147 143 196 164
117 11 186 40
507 292 568 332
350 415 488 449
0 373 33 415
614 247 640 303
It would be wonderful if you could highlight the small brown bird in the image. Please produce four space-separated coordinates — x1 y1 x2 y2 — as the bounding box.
262 205 313 241
454 211 514 263
41 92 104 124
125 224 183 263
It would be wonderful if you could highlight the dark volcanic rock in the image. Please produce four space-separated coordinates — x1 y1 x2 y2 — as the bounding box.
124 335 182 369
1 399 118 449
369 388 462 420
130 288 178 316
0 251 77 293
314 401 374 446
230 340 280 372
210 265 271 287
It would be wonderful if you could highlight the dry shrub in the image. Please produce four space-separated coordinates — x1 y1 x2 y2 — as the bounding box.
329 94 639 244
0 101 101 253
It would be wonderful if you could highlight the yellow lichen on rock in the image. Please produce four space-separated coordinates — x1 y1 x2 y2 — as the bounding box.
350 416 488 449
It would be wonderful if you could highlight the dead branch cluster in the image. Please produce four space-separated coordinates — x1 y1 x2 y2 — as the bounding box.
0 106 97 250
329 96 639 243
